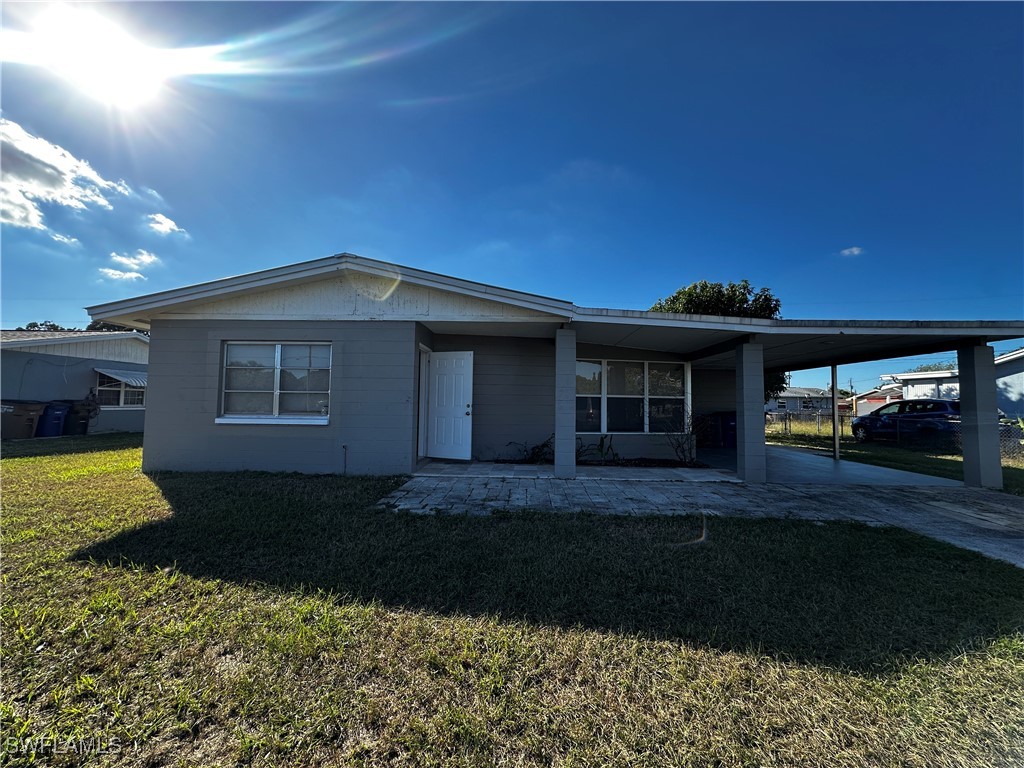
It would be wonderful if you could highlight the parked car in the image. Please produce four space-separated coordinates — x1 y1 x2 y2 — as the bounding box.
852 399 1011 443
851 399 961 442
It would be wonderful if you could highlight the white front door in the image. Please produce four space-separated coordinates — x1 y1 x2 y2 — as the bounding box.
427 351 473 460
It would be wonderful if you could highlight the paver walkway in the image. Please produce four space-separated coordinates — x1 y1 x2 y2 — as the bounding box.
378 467 1024 568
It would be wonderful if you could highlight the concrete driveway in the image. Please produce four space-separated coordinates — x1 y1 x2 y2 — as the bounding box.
379 456 1024 568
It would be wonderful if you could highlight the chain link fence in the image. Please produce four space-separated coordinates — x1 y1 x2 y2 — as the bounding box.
765 411 855 438
766 410 1024 460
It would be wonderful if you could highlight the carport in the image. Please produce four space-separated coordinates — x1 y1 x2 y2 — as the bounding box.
557 313 1024 489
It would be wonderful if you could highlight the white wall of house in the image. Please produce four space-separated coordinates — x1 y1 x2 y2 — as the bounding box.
893 354 1024 418
904 379 960 400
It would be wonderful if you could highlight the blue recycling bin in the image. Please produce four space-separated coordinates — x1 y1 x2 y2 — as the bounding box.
36 402 71 437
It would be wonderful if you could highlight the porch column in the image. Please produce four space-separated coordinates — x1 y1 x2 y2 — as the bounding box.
957 343 1002 489
554 328 577 479
736 342 766 483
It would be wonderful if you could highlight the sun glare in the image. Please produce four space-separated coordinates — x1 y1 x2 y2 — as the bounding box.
24 5 171 108
1 3 484 111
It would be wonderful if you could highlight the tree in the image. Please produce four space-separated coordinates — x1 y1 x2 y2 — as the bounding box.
15 320 76 331
903 360 955 373
650 280 786 402
86 320 136 332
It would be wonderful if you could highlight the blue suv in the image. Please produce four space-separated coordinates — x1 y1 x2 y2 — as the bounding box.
851 398 960 442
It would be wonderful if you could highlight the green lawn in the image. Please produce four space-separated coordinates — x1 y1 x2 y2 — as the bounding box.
767 424 1024 495
3 435 1023 766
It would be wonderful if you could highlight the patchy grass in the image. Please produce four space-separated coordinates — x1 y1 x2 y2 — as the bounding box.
767 427 1024 496
3 436 1024 766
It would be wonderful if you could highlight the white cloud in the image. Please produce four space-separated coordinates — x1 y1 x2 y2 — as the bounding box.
50 233 80 246
110 249 160 269
146 213 187 236
0 118 130 230
840 246 864 257
99 268 145 280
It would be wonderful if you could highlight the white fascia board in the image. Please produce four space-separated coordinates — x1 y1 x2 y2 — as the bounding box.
885 370 957 381
571 307 1024 339
996 347 1024 365
571 306 774 333
1 332 149 349
87 254 574 326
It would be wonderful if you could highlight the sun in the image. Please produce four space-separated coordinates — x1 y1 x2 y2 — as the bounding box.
2 5 180 110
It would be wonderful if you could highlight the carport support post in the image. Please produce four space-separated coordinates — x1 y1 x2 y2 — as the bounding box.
736 342 767 483
957 343 1002 489
554 328 577 479
831 364 840 460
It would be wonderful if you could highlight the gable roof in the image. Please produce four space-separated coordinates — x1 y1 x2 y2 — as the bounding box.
85 252 1024 373
1 330 150 348
86 253 575 328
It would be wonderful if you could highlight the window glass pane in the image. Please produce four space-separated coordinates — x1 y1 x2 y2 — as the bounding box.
648 363 685 396
280 369 330 392
225 344 276 368
224 392 274 414
123 389 145 406
649 399 686 433
225 368 276 391
279 393 329 415
97 374 119 388
279 344 332 368
576 396 601 432
607 398 643 432
576 361 602 395
280 344 310 368
607 361 644 396
96 389 121 406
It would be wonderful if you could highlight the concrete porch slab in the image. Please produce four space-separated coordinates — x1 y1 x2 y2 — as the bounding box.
383 451 1024 567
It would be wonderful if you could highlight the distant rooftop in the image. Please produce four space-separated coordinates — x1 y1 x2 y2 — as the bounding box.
1 330 148 345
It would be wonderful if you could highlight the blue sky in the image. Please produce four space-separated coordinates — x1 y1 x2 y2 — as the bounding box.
2 2 1021 391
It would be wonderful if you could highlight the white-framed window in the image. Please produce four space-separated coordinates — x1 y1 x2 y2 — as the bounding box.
777 399 788 411
217 342 331 424
96 373 145 408
576 359 687 433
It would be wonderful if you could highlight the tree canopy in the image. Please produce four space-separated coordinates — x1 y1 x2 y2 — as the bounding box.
14 320 137 333
903 360 955 373
650 280 786 402
650 279 782 319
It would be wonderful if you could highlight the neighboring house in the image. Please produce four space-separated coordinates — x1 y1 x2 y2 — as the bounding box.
848 383 904 416
1 330 150 433
85 253 1023 487
881 348 1024 419
765 386 834 414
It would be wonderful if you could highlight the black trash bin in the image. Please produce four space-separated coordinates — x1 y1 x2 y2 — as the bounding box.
36 402 72 437
59 400 92 436
1 400 47 439
713 411 738 449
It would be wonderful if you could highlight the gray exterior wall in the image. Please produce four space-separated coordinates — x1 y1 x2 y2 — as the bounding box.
1 349 146 433
431 334 555 461
143 320 419 474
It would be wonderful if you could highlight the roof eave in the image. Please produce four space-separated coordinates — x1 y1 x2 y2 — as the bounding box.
87 254 575 327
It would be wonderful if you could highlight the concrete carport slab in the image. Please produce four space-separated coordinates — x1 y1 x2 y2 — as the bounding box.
380 460 1024 568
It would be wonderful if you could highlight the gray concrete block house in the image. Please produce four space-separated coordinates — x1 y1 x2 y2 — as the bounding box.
87 254 1023 488
1 330 150 433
